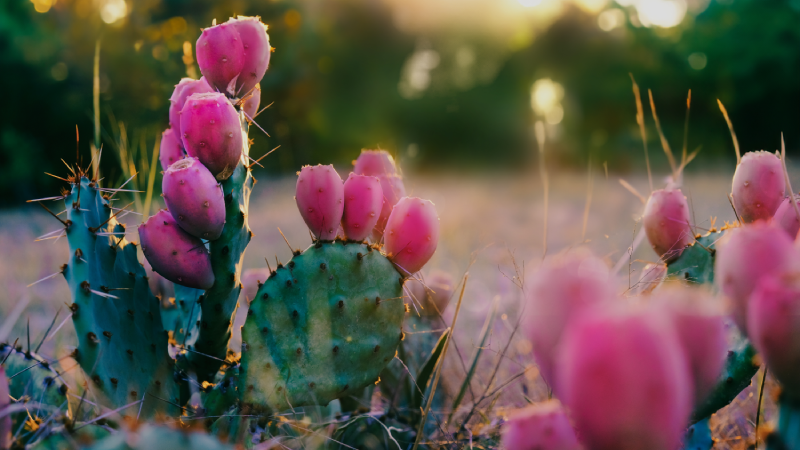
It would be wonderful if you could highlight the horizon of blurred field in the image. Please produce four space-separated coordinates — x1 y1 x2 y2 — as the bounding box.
3 0 800 204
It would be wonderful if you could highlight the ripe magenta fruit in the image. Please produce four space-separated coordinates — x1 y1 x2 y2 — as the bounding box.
501 400 583 450
180 92 243 180
295 165 345 240
162 157 225 240
643 189 693 261
342 173 383 241
384 197 440 275
731 150 785 223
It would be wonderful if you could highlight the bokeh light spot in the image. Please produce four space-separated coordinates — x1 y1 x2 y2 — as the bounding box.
51 62 68 81
100 0 128 24
30 0 55 13
598 9 626 31
688 52 707 70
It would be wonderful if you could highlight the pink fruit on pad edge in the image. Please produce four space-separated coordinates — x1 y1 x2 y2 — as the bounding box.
384 197 440 275
162 157 226 240
731 150 785 223
295 164 345 241
341 173 383 242
180 92 243 180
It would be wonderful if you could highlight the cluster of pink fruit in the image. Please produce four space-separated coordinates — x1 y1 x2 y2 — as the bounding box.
503 149 800 449
139 16 271 290
294 150 440 276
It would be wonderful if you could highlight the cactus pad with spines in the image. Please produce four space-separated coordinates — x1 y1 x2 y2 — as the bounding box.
238 240 405 412
62 177 180 417
665 231 722 285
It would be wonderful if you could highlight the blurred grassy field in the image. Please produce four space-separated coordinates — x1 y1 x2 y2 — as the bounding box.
1 167 786 447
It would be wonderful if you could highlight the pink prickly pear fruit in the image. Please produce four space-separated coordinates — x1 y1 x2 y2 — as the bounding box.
501 400 583 450
159 128 185 171
522 248 616 386
557 305 693 450
180 92 243 180
241 83 261 121
630 263 666 296
375 174 407 238
241 268 271 304
384 197 440 276
353 149 399 177
139 210 214 290
196 21 245 95
747 274 800 398
731 150 785 223
772 195 800 239
342 173 383 241
162 157 225 240
1 366 10 450
295 165 345 240
229 16 271 96
168 77 214 134
650 286 727 404
643 189 693 262
715 221 798 333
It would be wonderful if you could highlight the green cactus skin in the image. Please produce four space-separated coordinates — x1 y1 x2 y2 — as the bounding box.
84 424 234 450
238 240 404 412
178 113 253 384
62 177 180 418
161 284 203 349
0 344 70 446
666 230 760 426
30 424 111 450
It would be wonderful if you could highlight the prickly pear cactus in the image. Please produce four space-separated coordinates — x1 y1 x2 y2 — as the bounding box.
160 284 203 349
239 240 405 412
0 344 71 446
61 177 181 417
665 229 760 424
85 424 233 450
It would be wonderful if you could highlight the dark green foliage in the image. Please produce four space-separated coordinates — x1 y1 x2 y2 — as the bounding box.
177 115 253 385
62 177 180 418
0 344 70 446
239 241 404 412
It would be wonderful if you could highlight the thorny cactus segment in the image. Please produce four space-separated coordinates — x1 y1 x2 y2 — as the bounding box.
140 210 214 290
715 222 798 333
195 21 245 95
241 83 260 121
228 17 271 97
0 345 70 447
161 283 203 349
643 188 693 262
501 400 583 450
747 274 800 399
168 77 214 135
180 92 242 181
731 150 785 223
665 231 722 285
557 305 693 450
352 150 407 240
162 157 226 241
159 128 185 171
522 248 615 386
239 241 405 412
295 165 344 241
384 197 440 276
63 178 180 417
651 287 727 404
178 112 253 384
341 173 382 242
773 194 800 239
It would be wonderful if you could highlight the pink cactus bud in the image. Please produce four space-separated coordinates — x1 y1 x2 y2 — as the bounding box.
1 366 9 450
353 149 399 177
169 77 214 134
241 268 271 304
501 400 583 450
180 92 243 180
731 150 785 223
557 305 692 450
772 195 800 239
384 197 440 275
748 274 800 397
342 173 383 241
139 210 214 290
162 157 226 240
241 83 261 121
229 16 271 96
715 222 799 333
651 286 727 404
352 150 407 240
522 249 616 386
196 21 245 95
295 165 345 240
643 189 693 261
159 128 185 171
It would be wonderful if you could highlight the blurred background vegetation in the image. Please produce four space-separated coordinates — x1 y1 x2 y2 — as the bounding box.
3 0 800 204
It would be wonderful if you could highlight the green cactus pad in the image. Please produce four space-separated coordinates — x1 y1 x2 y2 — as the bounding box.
62 177 180 417
238 241 405 412
161 284 203 348
179 113 253 384
665 231 723 285
1 344 70 445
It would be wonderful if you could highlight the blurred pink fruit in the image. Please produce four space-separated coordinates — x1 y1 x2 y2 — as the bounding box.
501 400 583 450
643 189 693 261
